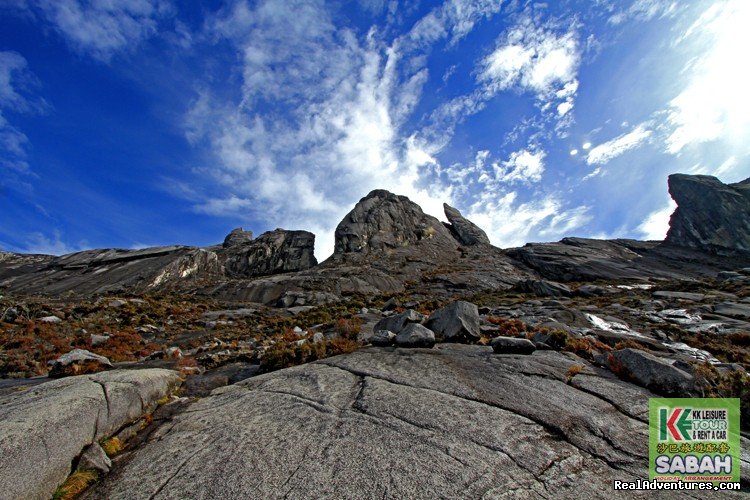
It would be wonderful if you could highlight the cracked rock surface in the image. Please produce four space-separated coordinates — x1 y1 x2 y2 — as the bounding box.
0 368 181 500
86 346 740 499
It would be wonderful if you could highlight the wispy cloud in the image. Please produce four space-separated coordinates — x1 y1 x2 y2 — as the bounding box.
0 50 46 173
608 0 679 25
32 0 175 60
22 230 85 255
586 124 652 165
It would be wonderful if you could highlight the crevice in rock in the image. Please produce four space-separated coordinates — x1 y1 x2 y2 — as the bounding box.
318 360 642 473
147 453 194 500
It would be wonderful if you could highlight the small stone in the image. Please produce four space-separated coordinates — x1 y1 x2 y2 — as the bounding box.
77 443 112 474
1 307 18 323
48 349 112 378
90 334 110 347
312 332 325 343
165 347 182 359
490 337 536 355
39 315 62 324
382 297 399 311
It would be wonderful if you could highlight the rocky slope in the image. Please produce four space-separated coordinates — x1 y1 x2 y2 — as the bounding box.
0 173 749 498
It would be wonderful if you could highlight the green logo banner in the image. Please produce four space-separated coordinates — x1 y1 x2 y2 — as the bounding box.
649 398 740 483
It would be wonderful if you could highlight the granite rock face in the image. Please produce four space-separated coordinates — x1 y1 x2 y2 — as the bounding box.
443 203 490 246
0 369 181 500
84 346 705 499
223 229 317 277
222 227 254 248
334 189 457 254
666 174 750 254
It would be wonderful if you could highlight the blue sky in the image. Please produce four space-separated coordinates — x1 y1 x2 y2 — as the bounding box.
1 0 748 259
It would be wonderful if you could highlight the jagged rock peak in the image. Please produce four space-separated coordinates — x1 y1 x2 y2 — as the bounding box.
665 173 750 254
443 203 491 246
333 189 455 254
223 227 254 248
223 229 317 277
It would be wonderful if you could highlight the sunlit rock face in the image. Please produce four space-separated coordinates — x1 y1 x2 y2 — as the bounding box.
666 174 750 254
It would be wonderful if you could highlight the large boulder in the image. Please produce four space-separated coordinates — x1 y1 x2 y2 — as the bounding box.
47 349 113 378
0 369 181 500
443 203 491 245
666 174 750 254
333 190 456 254
424 301 481 342
373 309 425 334
394 324 436 348
609 348 695 397
223 229 317 277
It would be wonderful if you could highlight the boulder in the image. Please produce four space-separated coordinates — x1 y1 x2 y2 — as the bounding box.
47 349 113 378
609 348 695 397
515 279 572 298
666 174 750 254
490 337 536 355
443 203 490 245
394 324 435 348
371 330 396 346
333 189 456 254
223 229 317 277
222 227 254 247
373 309 425 334
0 369 181 500
424 301 480 342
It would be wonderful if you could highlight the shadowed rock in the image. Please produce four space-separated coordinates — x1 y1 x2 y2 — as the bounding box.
334 190 456 254
443 203 490 245
223 229 317 277
666 173 750 254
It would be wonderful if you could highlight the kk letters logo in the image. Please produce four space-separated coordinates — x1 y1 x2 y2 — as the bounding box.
649 398 740 483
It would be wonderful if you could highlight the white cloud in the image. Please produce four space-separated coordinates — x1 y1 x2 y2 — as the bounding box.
637 200 676 240
0 51 45 173
664 0 750 155
405 0 505 48
479 17 580 109
494 148 546 184
586 124 652 165
465 191 590 248
609 0 679 25
33 0 174 60
188 0 456 259
22 231 84 255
